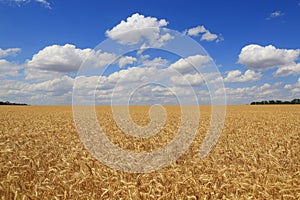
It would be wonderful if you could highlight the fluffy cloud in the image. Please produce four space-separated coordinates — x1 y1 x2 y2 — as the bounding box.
273 63 300 77
238 44 300 69
22 48 213 104
7 56 293 105
187 26 207 36
224 83 272 96
220 82 287 103
25 67 64 81
118 56 137 68
142 57 169 67
105 55 209 87
170 73 204 86
34 76 73 94
74 67 169 105
73 54 215 105
107 66 163 84
284 78 300 93
24 43 124 81
0 76 73 104
26 44 117 73
105 13 172 47
201 31 218 42
169 54 211 74
186 25 222 42
0 47 21 58
0 59 22 78
0 80 30 99
224 69 262 82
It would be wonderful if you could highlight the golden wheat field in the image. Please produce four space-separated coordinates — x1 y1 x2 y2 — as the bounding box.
0 105 299 199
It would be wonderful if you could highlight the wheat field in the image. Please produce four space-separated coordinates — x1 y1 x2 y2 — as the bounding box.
0 105 299 199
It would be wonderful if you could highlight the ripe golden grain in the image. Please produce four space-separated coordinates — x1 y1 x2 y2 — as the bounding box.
0 105 299 199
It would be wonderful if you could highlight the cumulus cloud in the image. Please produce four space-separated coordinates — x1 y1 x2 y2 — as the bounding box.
224 69 262 82
284 78 300 93
4 49 277 105
0 76 73 104
187 26 207 36
219 82 287 103
105 54 209 86
224 83 273 96
107 66 163 84
118 56 137 68
29 76 73 95
238 44 300 69
0 80 30 99
141 57 169 68
105 13 172 47
74 67 170 105
26 44 117 73
74 54 215 105
186 25 222 42
0 47 21 58
0 59 22 78
201 31 218 42
169 54 211 74
170 73 204 86
25 68 64 81
273 63 300 77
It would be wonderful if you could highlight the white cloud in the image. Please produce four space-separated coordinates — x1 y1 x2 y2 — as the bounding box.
28 76 73 95
100 55 209 90
187 26 207 36
158 33 173 43
201 31 218 42
186 25 222 42
105 13 171 47
284 78 300 93
35 0 51 9
238 44 300 69
170 73 204 86
24 68 64 81
2 0 51 9
273 63 300 77
267 11 284 19
26 44 117 73
224 83 272 96
0 76 73 104
22 51 213 105
219 82 287 104
75 54 214 105
142 57 169 67
0 47 21 58
0 59 22 78
7 61 291 105
107 66 163 84
169 54 211 74
224 69 262 82
0 80 30 99
118 56 137 68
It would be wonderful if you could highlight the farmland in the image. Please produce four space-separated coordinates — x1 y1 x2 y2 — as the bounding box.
0 105 299 199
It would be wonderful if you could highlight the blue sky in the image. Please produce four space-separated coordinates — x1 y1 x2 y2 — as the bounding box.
0 0 300 105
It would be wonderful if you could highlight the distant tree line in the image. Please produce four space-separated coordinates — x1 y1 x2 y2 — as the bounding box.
250 99 300 105
0 101 28 106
